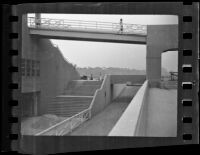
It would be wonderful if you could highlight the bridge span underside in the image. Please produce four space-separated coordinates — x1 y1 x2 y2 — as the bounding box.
29 28 146 44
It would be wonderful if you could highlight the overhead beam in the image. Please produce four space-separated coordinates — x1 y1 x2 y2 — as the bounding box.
29 28 147 44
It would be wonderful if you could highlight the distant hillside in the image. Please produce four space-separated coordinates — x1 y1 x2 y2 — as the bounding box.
77 67 144 77
77 67 170 78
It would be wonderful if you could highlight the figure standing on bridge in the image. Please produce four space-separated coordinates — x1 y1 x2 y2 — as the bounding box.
119 18 123 34
35 18 41 28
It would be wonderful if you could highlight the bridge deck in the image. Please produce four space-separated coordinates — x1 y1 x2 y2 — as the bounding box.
28 17 147 35
28 17 147 44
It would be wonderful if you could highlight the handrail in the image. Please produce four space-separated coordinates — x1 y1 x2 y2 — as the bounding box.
89 75 108 109
27 17 147 35
35 79 104 135
35 108 91 135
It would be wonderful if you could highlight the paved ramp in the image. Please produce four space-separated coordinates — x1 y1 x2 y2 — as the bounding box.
69 86 140 136
69 101 129 136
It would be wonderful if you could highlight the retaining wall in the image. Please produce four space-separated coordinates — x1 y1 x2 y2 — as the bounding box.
90 75 111 116
108 80 149 136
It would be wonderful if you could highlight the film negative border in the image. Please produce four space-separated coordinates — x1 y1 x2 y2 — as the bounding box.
10 5 20 152
1 4 20 152
1 4 13 152
6 2 199 153
180 2 199 143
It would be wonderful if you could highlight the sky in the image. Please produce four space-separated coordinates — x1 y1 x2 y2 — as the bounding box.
28 14 178 72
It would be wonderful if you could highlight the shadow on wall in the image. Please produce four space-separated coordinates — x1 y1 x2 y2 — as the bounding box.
38 39 80 115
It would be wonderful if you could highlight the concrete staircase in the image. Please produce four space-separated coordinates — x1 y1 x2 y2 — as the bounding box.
46 80 102 117
47 96 93 117
64 80 102 96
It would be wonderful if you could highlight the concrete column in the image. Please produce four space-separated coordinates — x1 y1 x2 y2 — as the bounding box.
146 25 178 87
146 46 162 87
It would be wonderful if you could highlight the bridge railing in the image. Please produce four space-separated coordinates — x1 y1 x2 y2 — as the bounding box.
27 17 147 35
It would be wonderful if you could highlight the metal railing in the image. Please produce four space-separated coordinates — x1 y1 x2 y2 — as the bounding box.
161 72 178 81
28 17 147 35
35 77 107 136
35 108 91 136
169 72 178 81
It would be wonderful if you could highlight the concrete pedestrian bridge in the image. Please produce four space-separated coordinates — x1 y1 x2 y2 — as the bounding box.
28 17 147 44
21 14 178 137
25 15 178 85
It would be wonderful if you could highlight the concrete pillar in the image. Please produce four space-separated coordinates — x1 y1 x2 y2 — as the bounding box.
146 25 178 87
146 46 162 87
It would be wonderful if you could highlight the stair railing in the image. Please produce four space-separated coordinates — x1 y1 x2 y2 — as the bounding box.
35 108 91 136
35 79 104 136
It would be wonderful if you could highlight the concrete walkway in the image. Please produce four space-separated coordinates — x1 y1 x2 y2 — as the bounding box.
69 101 129 136
146 88 177 137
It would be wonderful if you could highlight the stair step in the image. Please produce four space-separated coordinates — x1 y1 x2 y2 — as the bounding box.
48 106 89 109
46 111 85 117
51 100 92 103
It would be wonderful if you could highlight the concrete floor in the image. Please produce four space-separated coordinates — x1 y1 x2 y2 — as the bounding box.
146 88 177 137
69 101 129 136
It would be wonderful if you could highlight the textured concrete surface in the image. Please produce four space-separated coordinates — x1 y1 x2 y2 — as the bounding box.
22 14 80 115
146 88 177 137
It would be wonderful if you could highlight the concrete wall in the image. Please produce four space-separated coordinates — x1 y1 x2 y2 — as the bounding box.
22 15 41 93
110 75 146 84
134 82 149 136
21 91 40 118
90 75 111 116
146 25 178 87
112 84 126 100
22 14 80 115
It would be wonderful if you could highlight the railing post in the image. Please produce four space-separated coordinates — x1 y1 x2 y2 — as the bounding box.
70 119 72 133
89 109 92 119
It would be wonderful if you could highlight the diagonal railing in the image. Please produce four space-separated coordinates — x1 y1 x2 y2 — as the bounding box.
35 108 91 136
27 17 147 35
35 77 107 136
